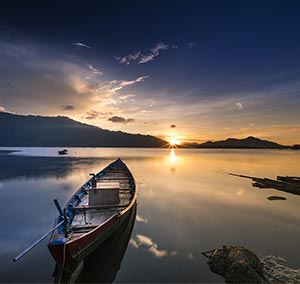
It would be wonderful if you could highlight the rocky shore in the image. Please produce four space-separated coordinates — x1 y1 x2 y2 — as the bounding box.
202 245 300 283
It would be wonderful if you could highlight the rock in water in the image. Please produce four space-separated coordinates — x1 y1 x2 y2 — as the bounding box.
202 245 266 283
260 255 300 283
267 196 287 201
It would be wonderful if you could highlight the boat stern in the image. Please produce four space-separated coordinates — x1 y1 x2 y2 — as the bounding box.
48 238 74 271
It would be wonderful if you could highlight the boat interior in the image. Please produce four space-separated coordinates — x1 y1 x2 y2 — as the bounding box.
52 160 135 242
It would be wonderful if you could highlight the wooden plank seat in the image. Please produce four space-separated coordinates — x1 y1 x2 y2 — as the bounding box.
70 203 130 211
99 177 129 180
72 224 98 230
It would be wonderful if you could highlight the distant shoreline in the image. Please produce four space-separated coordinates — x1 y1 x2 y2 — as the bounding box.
0 146 298 150
0 150 19 155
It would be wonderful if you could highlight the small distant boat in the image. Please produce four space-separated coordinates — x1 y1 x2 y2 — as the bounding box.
47 158 137 271
58 149 68 155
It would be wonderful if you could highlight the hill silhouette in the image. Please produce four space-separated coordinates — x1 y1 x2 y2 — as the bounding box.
0 112 166 147
197 136 285 149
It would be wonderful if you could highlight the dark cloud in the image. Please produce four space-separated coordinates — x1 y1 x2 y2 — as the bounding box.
61 105 75 111
84 110 101 120
170 124 176 128
0 82 13 88
108 116 135 124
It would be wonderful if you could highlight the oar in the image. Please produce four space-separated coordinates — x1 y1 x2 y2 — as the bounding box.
13 219 64 262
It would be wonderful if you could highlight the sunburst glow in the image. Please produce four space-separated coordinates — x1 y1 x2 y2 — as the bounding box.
168 139 180 148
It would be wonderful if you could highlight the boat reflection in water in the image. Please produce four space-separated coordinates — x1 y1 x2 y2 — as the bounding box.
53 203 136 283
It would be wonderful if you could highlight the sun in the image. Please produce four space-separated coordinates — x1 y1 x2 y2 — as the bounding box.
168 139 180 148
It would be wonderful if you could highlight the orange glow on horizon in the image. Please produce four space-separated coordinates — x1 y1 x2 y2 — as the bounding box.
168 139 180 147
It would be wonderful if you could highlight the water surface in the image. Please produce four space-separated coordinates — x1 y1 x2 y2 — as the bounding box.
0 148 299 283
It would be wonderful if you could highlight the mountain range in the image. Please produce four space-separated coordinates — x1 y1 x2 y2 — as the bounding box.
0 112 166 147
196 136 285 149
0 112 294 148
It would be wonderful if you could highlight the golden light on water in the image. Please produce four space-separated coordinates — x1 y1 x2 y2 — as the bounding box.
169 148 177 163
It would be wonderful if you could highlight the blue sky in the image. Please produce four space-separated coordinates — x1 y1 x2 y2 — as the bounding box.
0 0 300 144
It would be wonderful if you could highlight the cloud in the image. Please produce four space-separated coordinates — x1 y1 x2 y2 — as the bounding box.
72 42 91 49
83 110 101 120
116 42 170 65
0 39 149 124
130 234 168 258
88 64 102 75
139 43 169 64
136 215 148 223
236 102 244 110
148 246 168 258
118 94 136 101
109 76 149 93
150 42 169 55
115 51 141 65
0 106 7 112
129 239 139 249
188 42 194 48
61 105 75 111
108 116 135 123
170 124 176 128
0 82 13 88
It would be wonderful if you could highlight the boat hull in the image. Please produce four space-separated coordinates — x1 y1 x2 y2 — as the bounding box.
48 201 136 271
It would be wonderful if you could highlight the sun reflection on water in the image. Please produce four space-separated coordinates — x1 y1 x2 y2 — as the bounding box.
169 148 177 163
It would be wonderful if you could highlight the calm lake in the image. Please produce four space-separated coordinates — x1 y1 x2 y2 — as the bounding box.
0 148 299 283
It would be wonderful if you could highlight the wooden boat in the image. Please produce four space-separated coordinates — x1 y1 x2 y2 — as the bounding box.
48 158 137 271
53 199 137 283
58 149 68 155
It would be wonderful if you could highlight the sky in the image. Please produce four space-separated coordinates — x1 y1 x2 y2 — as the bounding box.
1 0 300 144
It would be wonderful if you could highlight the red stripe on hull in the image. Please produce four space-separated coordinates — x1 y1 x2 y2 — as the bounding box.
48 213 124 270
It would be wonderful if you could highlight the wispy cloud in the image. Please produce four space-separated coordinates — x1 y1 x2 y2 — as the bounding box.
129 234 194 260
88 64 102 75
72 42 91 49
188 42 194 48
108 76 149 92
108 116 135 123
116 42 174 65
138 43 169 64
130 234 168 258
136 215 148 223
115 51 141 65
